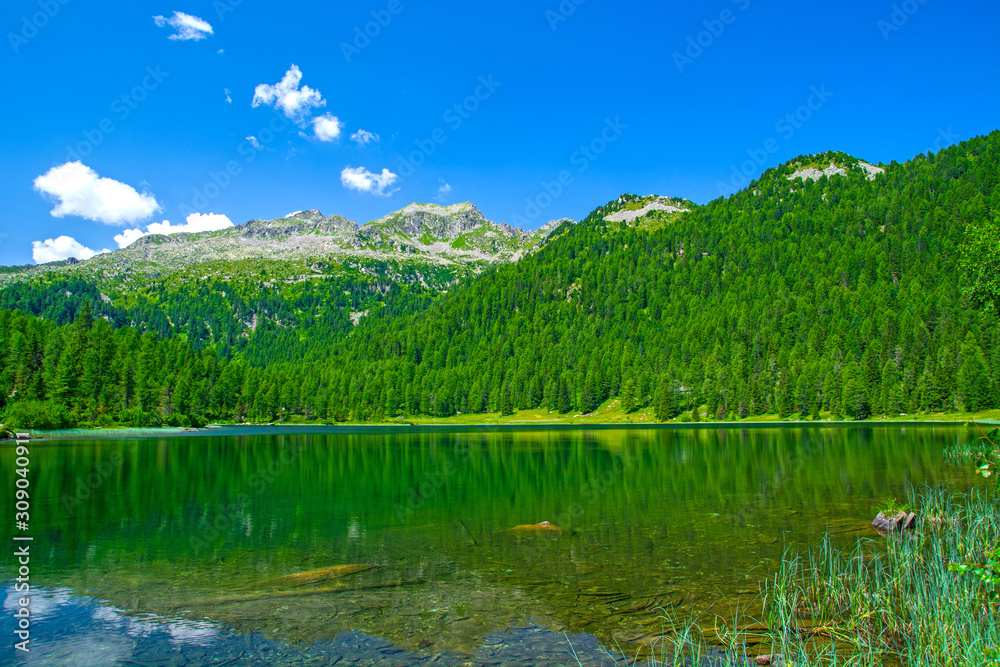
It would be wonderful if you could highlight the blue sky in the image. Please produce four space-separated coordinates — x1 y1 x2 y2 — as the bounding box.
1 0 998 265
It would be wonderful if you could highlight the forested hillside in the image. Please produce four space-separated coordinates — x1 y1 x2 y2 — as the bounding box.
2 132 997 428
0 265 436 363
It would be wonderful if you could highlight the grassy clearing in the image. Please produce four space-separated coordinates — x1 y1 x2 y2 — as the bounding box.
373 400 1000 428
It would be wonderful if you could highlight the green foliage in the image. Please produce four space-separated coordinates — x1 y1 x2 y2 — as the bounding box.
756 487 999 665
960 184 1000 316
3 399 72 430
878 496 912 514
1 132 999 427
948 427 1000 489
949 543 1000 604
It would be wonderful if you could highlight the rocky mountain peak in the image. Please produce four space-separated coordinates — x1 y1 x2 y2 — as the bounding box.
783 152 885 183
368 201 498 240
536 218 575 236
287 209 326 223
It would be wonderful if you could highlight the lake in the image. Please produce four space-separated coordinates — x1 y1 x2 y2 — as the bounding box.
0 424 978 666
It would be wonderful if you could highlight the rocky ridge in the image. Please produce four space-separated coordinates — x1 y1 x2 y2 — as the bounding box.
2 202 574 289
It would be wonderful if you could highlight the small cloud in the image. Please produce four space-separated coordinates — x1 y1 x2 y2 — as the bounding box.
313 113 343 142
217 48 225 55
33 161 160 226
32 236 110 264
252 65 325 122
224 88 232 104
153 11 213 41
246 136 263 150
113 212 234 248
436 179 452 202
340 166 398 196
350 129 380 147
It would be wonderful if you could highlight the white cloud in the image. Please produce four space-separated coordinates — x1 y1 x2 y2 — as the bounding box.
114 213 235 248
313 114 343 142
252 65 325 122
350 129 380 147
224 88 232 104
112 228 147 248
246 136 263 150
32 236 110 264
33 161 160 226
437 179 452 201
153 11 213 41
340 166 398 196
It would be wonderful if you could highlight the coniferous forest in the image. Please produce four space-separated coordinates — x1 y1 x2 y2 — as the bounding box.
2 132 998 429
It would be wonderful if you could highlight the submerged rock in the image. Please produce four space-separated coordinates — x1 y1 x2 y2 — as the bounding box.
500 521 565 537
258 563 375 588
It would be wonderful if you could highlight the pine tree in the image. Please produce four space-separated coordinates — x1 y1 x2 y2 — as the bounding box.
655 378 677 421
880 360 902 415
620 376 638 413
842 358 870 420
499 382 514 416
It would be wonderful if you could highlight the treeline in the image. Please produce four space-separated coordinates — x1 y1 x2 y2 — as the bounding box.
1 132 998 428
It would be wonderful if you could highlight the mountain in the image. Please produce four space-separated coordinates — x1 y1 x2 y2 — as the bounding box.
0 202 574 360
1 132 998 429
266 137 1000 422
0 202 572 292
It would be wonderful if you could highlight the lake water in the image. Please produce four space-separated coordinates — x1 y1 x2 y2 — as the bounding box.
0 424 978 666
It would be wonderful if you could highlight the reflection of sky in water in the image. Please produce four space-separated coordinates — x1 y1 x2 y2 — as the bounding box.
0 586 638 666
2 587 220 666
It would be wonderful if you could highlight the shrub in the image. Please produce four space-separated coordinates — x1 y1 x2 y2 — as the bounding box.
3 400 74 430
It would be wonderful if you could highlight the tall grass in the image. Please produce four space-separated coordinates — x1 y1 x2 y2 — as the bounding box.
580 486 999 667
755 486 998 665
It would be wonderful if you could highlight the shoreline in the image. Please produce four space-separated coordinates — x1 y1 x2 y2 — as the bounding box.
6 413 996 441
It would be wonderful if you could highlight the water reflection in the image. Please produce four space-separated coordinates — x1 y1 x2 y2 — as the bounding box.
0 425 977 660
0 587 640 666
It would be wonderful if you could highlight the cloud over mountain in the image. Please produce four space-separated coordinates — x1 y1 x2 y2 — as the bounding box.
33 162 160 226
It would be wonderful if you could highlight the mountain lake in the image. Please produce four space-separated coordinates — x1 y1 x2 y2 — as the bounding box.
0 424 979 666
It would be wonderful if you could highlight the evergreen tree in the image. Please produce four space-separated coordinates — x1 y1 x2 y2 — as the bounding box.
499 382 514 416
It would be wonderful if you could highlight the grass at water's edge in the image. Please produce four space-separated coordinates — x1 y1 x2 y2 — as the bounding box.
9 410 1000 440
585 485 998 667
6 394 1000 438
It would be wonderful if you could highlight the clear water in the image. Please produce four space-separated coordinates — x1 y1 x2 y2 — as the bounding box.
0 424 976 665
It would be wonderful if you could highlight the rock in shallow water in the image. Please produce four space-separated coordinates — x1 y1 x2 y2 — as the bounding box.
871 511 917 536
